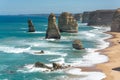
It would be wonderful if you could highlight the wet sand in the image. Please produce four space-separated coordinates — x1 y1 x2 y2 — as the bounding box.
97 32 120 80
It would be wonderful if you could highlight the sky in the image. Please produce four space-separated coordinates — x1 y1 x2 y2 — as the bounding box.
0 0 120 15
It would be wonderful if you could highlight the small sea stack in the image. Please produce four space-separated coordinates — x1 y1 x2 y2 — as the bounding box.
111 9 120 32
45 13 61 39
58 12 78 33
28 19 35 32
72 39 84 50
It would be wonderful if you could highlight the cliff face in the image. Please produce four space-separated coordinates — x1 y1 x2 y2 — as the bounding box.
45 13 61 39
74 13 82 21
111 9 120 32
58 12 78 33
82 12 91 23
88 10 115 26
28 19 35 32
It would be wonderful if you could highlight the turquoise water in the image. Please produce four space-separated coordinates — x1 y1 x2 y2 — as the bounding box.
0 15 110 80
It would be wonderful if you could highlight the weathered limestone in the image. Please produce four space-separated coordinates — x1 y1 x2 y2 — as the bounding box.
88 10 115 26
72 39 84 50
45 13 61 39
111 9 120 32
82 12 91 23
28 19 35 32
58 12 78 33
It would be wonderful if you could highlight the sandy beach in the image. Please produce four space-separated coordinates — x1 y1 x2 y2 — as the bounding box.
97 32 120 80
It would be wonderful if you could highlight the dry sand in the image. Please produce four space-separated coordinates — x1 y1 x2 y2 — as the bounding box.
97 32 120 80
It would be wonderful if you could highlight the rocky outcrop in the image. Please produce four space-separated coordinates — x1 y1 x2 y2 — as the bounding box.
34 62 70 71
74 13 82 21
45 13 61 39
52 63 63 70
82 12 91 23
111 9 120 32
58 12 78 33
88 10 115 26
34 62 51 69
72 39 84 50
28 19 35 32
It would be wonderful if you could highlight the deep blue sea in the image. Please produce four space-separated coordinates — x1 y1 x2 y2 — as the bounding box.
0 15 111 80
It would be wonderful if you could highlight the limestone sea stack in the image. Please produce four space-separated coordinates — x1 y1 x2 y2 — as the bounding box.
58 12 78 33
28 19 35 32
88 10 115 26
72 39 84 50
111 9 120 32
45 13 61 39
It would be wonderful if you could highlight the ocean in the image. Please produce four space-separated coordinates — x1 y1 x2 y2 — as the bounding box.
0 15 111 80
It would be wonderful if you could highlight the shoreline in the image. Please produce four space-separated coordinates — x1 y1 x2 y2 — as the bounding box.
97 32 120 80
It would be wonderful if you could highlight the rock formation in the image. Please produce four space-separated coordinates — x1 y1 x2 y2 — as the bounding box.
34 50 44 54
28 19 35 32
45 13 61 39
88 10 115 26
82 12 91 23
74 13 82 21
52 63 63 70
111 9 120 32
34 62 70 71
72 39 84 50
34 62 51 69
58 12 78 33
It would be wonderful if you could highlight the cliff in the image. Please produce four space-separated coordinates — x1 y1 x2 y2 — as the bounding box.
88 10 115 26
111 9 120 32
82 12 91 23
74 13 82 21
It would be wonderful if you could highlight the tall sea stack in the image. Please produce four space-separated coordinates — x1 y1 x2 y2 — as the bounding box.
58 12 78 33
45 13 61 39
28 19 35 32
111 9 120 32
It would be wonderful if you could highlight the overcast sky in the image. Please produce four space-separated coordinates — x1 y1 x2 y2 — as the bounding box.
0 0 120 15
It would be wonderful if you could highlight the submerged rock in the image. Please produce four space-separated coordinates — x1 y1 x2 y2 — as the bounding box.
72 39 84 50
111 9 120 32
58 12 78 33
88 10 115 26
46 13 61 39
28 19 35 32
34 50 44 54
34 62 51 69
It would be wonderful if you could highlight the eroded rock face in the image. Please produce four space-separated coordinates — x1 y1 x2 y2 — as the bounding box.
82 12 91 23
74 13 82 21
46 13 61 39
58 12 78 33
28 19 35 32
88 10 115 26
72 39 84 50
111 9 120 32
